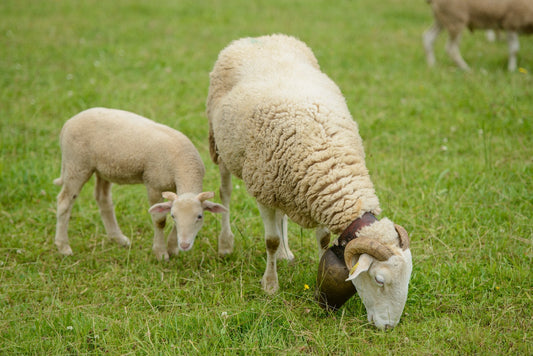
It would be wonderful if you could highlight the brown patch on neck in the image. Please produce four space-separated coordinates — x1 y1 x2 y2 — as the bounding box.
337 212 377 247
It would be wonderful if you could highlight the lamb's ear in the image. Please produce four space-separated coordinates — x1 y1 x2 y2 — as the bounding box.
196 191 215 202
202 200 227 213
346 254 374 281
162 191 178 201
149 201 173 216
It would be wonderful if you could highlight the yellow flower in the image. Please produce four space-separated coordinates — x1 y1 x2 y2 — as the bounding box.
304 284 310 290
518 67 528 74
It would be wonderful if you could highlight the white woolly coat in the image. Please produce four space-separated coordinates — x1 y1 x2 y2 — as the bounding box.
207 34 380 234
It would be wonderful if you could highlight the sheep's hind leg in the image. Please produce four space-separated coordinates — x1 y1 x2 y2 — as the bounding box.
217 161 234 256
507 31 519 71
55 170 92 255
446 29 470 71
258 202 280 294
94 175 131 248
147 187 169 261
275 210 294 261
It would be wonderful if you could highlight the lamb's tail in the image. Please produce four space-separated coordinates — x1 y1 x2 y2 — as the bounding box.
53 177 63 186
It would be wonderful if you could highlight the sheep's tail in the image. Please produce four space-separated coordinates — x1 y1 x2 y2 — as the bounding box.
53 177 63 186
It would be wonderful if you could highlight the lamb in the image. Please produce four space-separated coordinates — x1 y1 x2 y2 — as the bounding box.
423 0 533 71
206 34 413 330
54 107 226 260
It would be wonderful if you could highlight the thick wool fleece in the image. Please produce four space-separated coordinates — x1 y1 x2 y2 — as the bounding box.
356 218 399 247
207 34 380 234
57 107 204 195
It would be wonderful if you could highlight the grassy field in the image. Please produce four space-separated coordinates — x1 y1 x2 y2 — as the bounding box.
1 0 532 354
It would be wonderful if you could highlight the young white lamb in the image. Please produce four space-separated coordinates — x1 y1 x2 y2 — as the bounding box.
54 107 226 260
423 0 533 71
207 34 413 330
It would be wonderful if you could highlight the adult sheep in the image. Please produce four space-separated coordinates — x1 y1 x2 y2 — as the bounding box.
423 0 533 71
206 34 413 330
54 107 226 260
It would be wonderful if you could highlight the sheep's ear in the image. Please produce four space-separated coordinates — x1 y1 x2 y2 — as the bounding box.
149 201 172 216
197 191 215 202
346 254 374 281
202 200 227 213
162 192 178 201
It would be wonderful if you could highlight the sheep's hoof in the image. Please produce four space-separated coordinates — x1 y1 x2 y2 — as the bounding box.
57 244 73 256
218 233 234 256
153 248 169 262
261 275 279 295
111 235 131 247
167 246 180 256
276 248 294 262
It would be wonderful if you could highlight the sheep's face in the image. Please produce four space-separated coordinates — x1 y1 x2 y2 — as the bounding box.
149 192 227 252
348 249 412 330
171 195 207 251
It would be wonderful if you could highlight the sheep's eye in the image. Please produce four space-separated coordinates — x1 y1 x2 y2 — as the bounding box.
197 214 203 220
375 275 385 287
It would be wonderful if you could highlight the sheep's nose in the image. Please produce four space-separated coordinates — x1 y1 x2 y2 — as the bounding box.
180 242 191 251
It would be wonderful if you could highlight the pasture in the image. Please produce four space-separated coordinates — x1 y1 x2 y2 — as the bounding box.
1 0 531 354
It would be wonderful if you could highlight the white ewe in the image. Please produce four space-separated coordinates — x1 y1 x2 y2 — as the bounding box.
54 107 225 260
423 0 533 71
206 34 412 330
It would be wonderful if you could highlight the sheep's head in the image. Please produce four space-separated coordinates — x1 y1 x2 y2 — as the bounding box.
344 219 412 330
148 192 226 251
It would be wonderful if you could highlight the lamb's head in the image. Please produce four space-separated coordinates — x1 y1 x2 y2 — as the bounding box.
149 192 226 251
344 218 412 330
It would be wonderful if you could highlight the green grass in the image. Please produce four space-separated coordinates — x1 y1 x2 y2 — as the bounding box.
1 0 532 354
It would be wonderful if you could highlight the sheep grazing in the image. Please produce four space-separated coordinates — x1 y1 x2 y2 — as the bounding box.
206 34 413 330
54 107 226 260
423 0 533 71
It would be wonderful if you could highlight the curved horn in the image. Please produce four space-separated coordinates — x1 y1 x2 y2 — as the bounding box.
394 224 410 250
344 237 395 269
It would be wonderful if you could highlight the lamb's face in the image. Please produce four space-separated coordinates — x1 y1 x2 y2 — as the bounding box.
171 197 205 251
348 249 412 330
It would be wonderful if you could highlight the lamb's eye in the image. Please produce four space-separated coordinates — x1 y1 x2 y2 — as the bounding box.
197 214 203 220
375 275 385 287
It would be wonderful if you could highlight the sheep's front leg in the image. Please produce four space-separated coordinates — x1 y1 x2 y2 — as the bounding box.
446 28 470 71
275 210 294 261
94 175 131 248
218 161 234 256
507 31 519 71
316 227 330 259
257 202 280 294
423 22 442 67
148 188 169 261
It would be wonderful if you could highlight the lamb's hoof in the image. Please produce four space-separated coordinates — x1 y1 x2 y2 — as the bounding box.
168 246 180 256
153 249 169 262
111 235 131 247
57 244 73 256
218 246 233 257
261 276 279 295
218 233 234 257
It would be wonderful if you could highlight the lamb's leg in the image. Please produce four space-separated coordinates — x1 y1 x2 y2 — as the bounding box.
94 175 130 248
315 227 330 259
423 22 442 67
446 28 470 71
147 188 169 261
218 161 234 256
54 170 92 256
275 210 294 261
507 31 519 71
257 202 280 294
